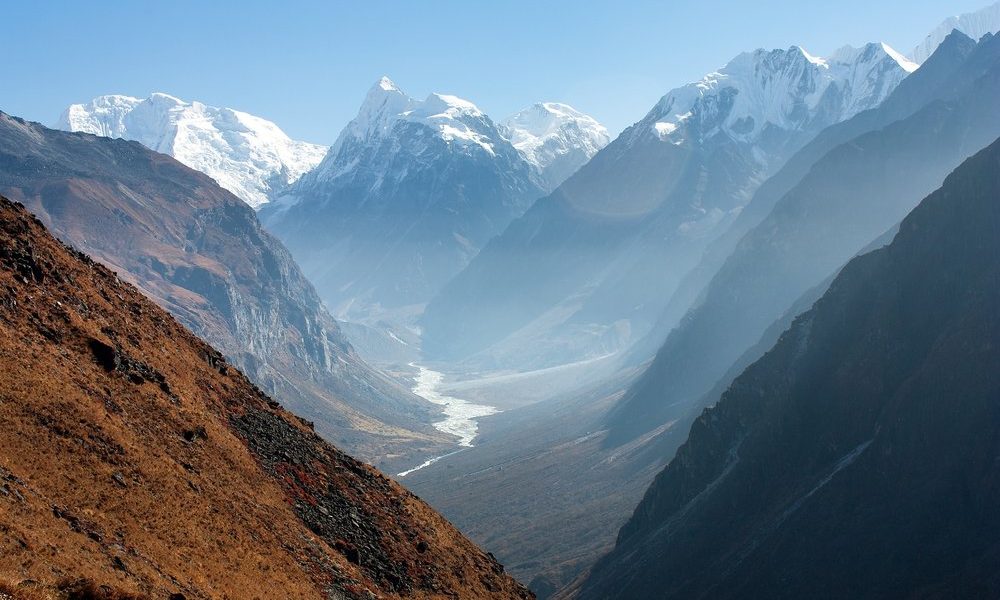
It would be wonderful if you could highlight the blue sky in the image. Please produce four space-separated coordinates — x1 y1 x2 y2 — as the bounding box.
2 0 988 144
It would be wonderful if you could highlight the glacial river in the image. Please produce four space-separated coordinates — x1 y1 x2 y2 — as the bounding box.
396 364 499 477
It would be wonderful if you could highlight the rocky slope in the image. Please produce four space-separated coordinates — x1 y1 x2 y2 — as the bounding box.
569 134 1000 600
260 77 545 322
0 113 448 468
56 93 327 208
607 31 1000 447
420 41 915 371
0 194 533 599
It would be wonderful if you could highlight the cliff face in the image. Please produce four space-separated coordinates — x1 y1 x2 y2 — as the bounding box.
0 113 450 467
0 195 532 599
569 138 1000 599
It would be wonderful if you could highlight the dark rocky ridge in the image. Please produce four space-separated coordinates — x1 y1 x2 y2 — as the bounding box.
570 136 1000 599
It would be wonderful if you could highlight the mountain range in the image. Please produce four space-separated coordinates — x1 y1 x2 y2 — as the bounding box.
420 40 917 371
7 4 1000 598
260 77 605 323
608 30 1000 447
569 131 1000 600
404 27 1000 598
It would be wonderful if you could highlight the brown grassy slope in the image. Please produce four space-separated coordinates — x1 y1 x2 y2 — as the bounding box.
0 112 450 468
0 195 532 600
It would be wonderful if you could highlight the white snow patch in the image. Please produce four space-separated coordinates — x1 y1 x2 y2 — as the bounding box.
654 121 678 137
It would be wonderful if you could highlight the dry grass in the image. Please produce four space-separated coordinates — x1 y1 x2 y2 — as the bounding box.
0 577 149 600
0 198 533 599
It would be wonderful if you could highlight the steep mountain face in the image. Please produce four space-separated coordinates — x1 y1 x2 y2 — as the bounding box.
260 77 544 321
911 1 1000 63
0 195 532 599
570 136 1000 600
607 31 1000 446
56 93 327 208
0 113 449 467
501 102 610 192
400 34 994 600
420 42 915 370
626 29 981 366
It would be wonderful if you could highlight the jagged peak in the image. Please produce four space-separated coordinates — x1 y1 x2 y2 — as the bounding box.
374 75 401 93
645 38 914 146
360 76 412 110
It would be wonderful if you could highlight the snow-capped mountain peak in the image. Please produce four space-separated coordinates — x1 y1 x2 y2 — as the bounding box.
307 77 511 188
645 41 914 149
501 102 610 191
351 76 414 139
261 77 545 321
56 93 326 208
911 1 1000 64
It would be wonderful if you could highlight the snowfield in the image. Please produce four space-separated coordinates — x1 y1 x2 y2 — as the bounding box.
57 93 327 208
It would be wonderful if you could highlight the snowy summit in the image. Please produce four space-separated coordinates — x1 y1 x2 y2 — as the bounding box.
645 42 916 150
56 93 327 208
502 102 610 191
261 76 546 319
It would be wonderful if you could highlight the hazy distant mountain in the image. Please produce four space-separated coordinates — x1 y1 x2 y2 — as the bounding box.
911 1 1000 63
627 29 982 366
56 93 327 208
260 77 545 322
607 31 1000 448
502 102 610 192
572 135 1000 600
421 41 916 370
